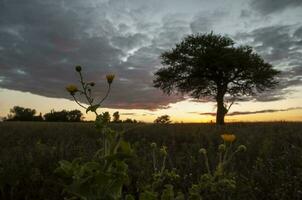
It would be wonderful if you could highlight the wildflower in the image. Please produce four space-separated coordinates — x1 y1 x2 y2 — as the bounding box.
199 148 207 155
106 74 115 84
221 134 236 143
75 65 82 72
66 84 78 95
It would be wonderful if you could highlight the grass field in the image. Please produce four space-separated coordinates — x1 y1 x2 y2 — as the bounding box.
0 122 302 199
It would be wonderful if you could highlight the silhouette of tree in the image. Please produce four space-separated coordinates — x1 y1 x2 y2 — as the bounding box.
123 118 137 123
44 110 68 122
33 112 44 121
154 33 280 125
7 106 37 121
101 112 111 123
112 111 121 123
67 110 84 122
44 109 83 122
154 115 171 124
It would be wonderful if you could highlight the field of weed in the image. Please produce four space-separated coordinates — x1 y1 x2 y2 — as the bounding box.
0 122 301 199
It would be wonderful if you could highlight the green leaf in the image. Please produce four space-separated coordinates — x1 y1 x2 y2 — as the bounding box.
86 105 99 113
120 141 133 154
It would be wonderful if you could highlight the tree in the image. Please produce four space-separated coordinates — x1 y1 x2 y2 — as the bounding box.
44 110 69 122
33 112 44 121
153 33 279 125
123 118 137 123
7 106 37 121
154 115 172 124
67 110 83 122
112 111 121 123
44 109 83 122
101 112 111 123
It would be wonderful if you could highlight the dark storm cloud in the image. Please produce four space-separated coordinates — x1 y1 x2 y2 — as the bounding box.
0 0 301 110
235 25 302 101
240 10 251 18
0 0 185 109
250 0 302 15
190 10 226 33
192 107 302 116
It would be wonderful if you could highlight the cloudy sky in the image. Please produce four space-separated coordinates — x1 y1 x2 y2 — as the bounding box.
0 0 302 122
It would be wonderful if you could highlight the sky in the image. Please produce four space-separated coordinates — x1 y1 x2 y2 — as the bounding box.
0 0 302 122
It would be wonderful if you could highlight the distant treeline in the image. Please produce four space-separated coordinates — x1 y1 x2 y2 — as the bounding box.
2 106 142 123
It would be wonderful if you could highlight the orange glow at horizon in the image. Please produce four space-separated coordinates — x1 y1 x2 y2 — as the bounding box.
0 88 301 122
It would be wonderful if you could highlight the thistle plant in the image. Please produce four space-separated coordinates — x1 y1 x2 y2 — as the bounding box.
138 143 183 200
56 66 132 200
193 133 247 200
65 65 114 117
199 134 246 176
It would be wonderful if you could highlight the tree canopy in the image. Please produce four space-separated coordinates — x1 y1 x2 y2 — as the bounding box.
112 111 121 123
43 109 83 122
7 106 40 121
154 33 280 124
154 115 172 124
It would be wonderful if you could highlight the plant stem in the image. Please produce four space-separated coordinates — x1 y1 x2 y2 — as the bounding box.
97 84 111 105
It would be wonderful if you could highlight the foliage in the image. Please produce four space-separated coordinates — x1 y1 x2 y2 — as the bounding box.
55 128 131 200
112 111 121 123
0 122 302 199
55 66 132 200
138 143 181 198
154 115 172 124
6 106 41 121
5 107 83 122
153 33 280 125
101 111 111 123
123 118 138 123
44 109 83 122
192 134 246 200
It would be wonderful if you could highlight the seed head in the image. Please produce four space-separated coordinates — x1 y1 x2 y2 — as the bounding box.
75 65 82 72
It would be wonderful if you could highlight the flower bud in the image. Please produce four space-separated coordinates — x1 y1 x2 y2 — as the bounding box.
150 142 157 149
75 65 82 72
199 148 207 155
218 144 226 152
237 145 247 152
160 146 168 156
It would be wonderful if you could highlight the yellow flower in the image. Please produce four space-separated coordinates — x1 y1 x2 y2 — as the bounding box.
106 74 115 84
66 84 78 95
221 134 236 143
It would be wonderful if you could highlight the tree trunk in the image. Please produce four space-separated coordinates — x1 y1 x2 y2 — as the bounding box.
216 92 226 125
